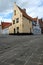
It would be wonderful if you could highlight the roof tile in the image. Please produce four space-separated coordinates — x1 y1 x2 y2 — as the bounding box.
1 22 12 29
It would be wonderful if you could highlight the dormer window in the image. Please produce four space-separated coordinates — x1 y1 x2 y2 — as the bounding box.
14 10 16 15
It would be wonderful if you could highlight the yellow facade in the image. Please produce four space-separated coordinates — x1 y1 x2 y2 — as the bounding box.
22 17 32 33
9 3 33 34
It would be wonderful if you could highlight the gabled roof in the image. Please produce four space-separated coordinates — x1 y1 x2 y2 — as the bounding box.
17 6 33 21
1 22 12 29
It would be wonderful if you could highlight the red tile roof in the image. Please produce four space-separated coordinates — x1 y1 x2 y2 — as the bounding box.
17 6 33 21
1 22 12 29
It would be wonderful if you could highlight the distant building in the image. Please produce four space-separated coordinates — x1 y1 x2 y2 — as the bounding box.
39 19 43 34
32 17 41 34
9 3 33 34
1 22 12 34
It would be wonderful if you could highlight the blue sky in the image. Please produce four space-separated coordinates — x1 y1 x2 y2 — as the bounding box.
0 0 43 23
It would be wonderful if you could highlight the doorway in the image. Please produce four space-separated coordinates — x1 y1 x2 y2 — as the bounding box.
14 28 16 33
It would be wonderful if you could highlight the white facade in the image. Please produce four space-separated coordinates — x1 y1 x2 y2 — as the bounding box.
2 28 9 34
33 18 41 34
33 26 41 34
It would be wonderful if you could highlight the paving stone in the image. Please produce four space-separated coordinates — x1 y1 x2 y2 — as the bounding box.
30 56 40 63
32 54 41 58
39 63 43 65
40 58 43 63
34 50 43 55
25 61 38 65
10 64 15 65
41 55 43 58
11 59 25 65
4 56 16 63
0 35 43 65
0 62 9 65
4 56 25 65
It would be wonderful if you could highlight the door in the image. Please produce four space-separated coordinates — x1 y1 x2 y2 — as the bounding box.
17 27 19 33
14 28 16 33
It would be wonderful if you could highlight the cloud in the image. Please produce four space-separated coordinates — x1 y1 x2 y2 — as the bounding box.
2 19 12 22
0 0 14 12
0 9 13 23
26 5 43 18
0 15 12 22
2 9 13 19
0 0 43 24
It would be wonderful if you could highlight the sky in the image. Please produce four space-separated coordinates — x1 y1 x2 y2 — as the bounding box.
0 0 43 23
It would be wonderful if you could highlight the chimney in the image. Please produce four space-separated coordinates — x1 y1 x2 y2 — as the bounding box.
23 8 26 12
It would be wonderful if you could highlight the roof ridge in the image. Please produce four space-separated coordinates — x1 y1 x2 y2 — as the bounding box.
17 6 33 21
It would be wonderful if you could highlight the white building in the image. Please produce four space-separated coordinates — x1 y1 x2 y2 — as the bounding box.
32 17 41 34
1 22 12 34
2 28 9 34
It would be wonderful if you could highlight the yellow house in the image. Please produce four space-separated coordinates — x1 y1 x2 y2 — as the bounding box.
9 3 33 34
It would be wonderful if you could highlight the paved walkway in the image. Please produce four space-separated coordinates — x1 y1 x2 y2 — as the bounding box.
0 35 43 65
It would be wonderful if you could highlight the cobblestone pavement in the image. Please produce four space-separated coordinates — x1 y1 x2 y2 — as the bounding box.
0 34 43 65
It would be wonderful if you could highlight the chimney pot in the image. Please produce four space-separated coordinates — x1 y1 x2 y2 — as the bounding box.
23 8 26 12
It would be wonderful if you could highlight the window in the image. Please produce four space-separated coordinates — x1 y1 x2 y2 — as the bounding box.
16 18 19 23
17 27 19 33
14 10 16 15
13 20 15 24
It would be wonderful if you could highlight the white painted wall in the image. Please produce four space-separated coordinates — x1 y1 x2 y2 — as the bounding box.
32 18 41 34
33 26 41 34
2 28 9 34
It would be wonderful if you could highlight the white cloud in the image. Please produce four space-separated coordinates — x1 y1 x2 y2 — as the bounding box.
2 9 13 18
26 2 43 18
0 0 43 23
0 16 12 24
0 0 14 12
0 9 13 22
2 19 12 22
